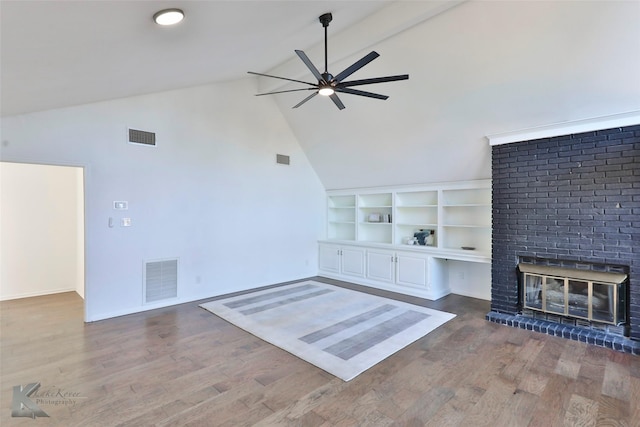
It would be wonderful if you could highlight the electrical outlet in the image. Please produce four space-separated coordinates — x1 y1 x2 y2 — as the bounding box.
121 218 131 227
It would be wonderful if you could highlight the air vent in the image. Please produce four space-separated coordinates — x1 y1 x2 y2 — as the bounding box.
129 128 156 146
276 154 290 165
144 259 178 303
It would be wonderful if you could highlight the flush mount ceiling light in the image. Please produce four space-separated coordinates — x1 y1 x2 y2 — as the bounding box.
153 8 184 26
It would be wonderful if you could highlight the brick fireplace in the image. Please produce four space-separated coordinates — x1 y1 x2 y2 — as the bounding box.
486 122 640 354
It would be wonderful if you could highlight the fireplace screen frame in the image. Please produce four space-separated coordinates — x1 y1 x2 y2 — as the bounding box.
519 263 627 326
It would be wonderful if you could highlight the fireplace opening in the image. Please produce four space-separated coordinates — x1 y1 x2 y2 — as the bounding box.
518 262 628 336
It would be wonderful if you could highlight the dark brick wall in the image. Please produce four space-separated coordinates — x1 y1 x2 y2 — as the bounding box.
491 124 640 340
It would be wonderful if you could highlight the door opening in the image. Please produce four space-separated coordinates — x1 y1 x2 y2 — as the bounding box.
0 161 85 314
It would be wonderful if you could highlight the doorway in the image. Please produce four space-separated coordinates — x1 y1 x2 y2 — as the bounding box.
0 161 85 303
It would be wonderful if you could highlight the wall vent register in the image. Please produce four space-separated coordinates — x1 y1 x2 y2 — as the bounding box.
128 128 156 146
144 259 178 303
276 154 290 165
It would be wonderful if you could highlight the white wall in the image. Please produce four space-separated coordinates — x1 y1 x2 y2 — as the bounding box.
76 167 85 299
448 261 491 301
266 0 640 189
0 79 326 321
0 162 84 300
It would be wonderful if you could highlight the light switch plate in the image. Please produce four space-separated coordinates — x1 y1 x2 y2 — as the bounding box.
121 218 132 227
114 201 128 210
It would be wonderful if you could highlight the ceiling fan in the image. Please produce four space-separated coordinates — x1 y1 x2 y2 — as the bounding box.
248 13 409 110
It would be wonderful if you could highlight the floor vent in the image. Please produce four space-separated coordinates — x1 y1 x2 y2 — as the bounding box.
129 128 156 146
144 259 178 303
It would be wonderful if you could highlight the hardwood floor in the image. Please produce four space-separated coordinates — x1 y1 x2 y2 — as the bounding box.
1 277 637 426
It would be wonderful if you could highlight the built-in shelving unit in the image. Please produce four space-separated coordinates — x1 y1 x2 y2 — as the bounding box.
324 179 491 260
320 180 491 300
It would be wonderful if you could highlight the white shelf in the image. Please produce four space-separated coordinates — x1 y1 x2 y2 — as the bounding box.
442 204 490 209
442 224 490 228
326 179 491 258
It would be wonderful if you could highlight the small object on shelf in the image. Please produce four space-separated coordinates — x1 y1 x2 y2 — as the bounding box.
425 230 435 246
414 229 435 246
406 237 417 245
461 246 475 250
368 213 381 223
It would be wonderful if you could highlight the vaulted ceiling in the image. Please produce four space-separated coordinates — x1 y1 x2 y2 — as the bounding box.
0 0 406 116
2 1 639 190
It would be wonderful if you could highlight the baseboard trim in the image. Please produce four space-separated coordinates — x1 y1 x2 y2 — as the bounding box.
0 287 76 301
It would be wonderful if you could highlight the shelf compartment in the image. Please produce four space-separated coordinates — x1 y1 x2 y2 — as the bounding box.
441 226 491 252
442 205 490 227
328 208 355 223
328 222 356 240
359 206 392 224
396 191 438 206
328 195 356 208
396 224 438 246
395 206 437 225
359 193 392 208
358 222 392 244
442 188 491 205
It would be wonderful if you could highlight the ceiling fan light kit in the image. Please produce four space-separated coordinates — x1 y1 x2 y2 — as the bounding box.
248 12 409 110
318 86 335 96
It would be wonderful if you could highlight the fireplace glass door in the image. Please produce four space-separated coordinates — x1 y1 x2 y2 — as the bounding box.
524 274 543 310
545 276 565 315
522 272 624 326
567 280 589 319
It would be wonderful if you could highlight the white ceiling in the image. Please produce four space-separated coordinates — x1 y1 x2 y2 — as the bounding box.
2 1 639 191
0 0 395 116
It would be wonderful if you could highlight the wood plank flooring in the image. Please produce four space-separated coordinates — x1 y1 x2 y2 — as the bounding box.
1 277 637 426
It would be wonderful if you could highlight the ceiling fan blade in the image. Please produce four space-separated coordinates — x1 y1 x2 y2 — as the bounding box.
338 74 409 88
333 51 380 82
335 87 388 100
329 93 345 110
247 71 315 87
292 91 318 109
255 88 317 96
295 50 326 83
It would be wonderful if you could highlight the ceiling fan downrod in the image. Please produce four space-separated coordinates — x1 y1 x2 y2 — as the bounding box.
319 13 332 74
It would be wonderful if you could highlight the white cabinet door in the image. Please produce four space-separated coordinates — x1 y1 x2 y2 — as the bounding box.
366 250 395 284
341 247 365 278
396 252 429 289
318 244 341 274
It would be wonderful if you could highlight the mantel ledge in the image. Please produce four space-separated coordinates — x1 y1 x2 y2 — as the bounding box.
486 111 640 146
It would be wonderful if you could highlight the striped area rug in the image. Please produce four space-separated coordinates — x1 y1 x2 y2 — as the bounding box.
200 281 455 381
